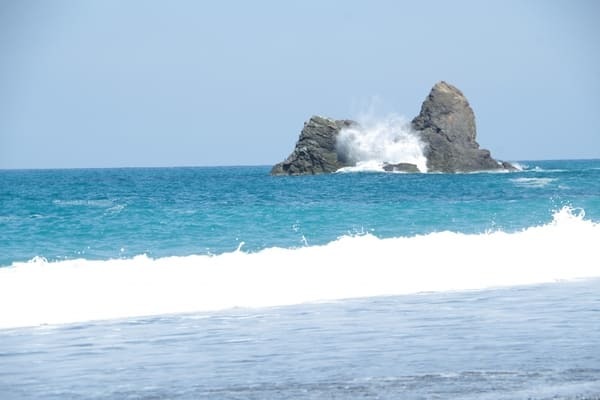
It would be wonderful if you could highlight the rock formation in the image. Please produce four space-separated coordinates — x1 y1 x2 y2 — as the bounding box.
271 82 513 175
271 116 356 175
412 81 512 172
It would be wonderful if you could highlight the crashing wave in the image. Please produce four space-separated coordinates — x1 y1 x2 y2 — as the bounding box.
336 115 428 173
0 207 598 329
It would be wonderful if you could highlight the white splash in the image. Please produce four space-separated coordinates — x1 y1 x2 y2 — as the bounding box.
0 207 598 330
336 114 428 173
510 162 527 171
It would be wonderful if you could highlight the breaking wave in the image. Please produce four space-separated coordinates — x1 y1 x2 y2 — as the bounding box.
1 207 598 329
336 115 428 173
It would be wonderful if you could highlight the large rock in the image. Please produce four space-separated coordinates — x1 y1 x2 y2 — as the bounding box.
271 116 356 175
412 81 511 172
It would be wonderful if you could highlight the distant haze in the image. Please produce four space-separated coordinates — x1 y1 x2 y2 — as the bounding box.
1 0 599 169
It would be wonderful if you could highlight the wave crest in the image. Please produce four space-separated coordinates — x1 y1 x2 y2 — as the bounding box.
1 207 598 329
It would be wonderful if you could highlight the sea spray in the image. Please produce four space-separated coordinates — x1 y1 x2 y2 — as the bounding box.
1 207 598 330
336 114 428 172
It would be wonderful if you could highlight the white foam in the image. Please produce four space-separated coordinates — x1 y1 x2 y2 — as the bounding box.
527 166 567 173
510 162 526 171
53 199 115 207
336 115 428 173
1 207 598 330
511 177 557 188
337 161 390 173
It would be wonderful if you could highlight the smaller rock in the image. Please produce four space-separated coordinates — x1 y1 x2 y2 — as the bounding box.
382 163 420 173
501 161 518 171
271 116 357 175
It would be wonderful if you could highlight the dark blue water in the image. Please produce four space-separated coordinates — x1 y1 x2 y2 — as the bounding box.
2 159 599 266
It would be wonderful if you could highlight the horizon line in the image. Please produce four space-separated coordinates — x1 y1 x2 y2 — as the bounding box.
1 158 599 172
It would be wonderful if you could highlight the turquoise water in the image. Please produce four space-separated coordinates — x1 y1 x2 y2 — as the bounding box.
2 159 599 265
1 159 600 399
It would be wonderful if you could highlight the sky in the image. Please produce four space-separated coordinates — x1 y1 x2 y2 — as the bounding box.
1 0 599 169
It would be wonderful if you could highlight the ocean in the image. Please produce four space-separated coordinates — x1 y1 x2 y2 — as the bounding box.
1 159 599 399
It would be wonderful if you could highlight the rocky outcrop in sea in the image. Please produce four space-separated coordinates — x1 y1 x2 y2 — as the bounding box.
271 81 513 175
270 116 356 175
412 81 515 172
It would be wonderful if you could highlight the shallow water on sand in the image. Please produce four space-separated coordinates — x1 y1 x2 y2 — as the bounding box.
1 279 599 400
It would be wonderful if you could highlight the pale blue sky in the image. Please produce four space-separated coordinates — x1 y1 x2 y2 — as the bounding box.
1 0 599 168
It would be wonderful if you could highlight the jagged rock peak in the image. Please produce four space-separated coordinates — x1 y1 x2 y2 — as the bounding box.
412 81 477 147
412 81 512 172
